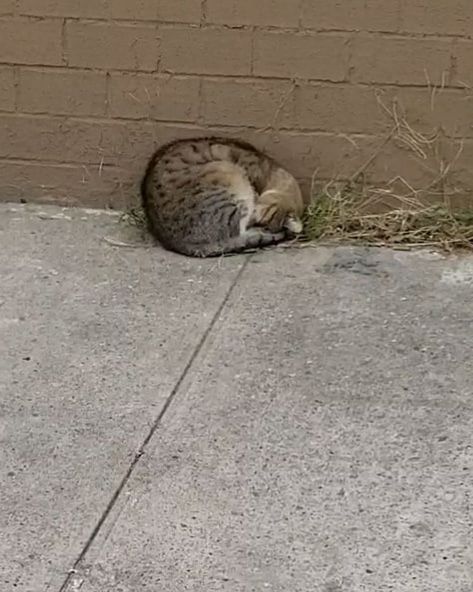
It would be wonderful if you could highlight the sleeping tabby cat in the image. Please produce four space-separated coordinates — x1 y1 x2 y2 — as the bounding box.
141 136 305 257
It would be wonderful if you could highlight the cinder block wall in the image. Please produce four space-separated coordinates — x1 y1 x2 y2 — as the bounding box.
0 1 472 208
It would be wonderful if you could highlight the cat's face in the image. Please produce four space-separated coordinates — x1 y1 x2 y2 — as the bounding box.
256 169 305 235
254 200 304 236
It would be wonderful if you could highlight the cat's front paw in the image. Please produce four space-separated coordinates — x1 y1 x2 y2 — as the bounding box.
284 214 303 236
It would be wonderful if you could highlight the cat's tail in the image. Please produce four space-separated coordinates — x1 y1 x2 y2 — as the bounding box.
177 228 286 258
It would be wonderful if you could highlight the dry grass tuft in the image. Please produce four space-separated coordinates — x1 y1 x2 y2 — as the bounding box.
303 92 473 251
119 206 147 229
303 187 473 251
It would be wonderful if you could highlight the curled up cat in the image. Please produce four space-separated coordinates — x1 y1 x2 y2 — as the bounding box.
141 136 305 258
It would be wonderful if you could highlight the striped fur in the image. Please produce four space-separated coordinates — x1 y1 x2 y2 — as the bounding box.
141 136 305 257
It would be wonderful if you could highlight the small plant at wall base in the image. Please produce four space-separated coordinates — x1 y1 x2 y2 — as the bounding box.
303 188 473 251
120 206 147 229
302 93 473 251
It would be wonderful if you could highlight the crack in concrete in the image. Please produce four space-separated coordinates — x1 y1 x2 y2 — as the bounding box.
57 256 251 592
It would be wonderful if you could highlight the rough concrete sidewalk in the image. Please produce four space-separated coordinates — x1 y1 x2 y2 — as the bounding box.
1 203 472 592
